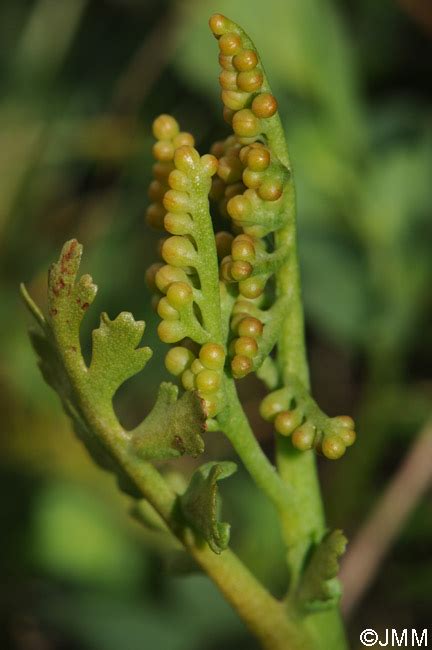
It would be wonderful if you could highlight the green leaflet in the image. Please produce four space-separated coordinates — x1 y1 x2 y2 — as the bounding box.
47 239 98 349
180 461 237 554
21 283 118 475
21 240 206 480
22 299 126 480
89 312 152 402
296 530 347 612
130 383 205 460
45 240 153 404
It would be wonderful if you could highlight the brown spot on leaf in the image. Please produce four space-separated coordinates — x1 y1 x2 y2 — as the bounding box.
81 302 89 310
60 240 78 274
195 393 209 430
51 277 65 297
172 435 185 455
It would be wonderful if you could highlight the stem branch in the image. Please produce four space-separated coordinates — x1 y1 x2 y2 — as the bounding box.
265 112 347 649
89 403 311 650
218 378 293 513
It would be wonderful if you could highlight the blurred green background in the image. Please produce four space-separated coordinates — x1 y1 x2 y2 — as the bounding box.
1 0 431 648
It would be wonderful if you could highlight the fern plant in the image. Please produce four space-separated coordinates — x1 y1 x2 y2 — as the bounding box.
22 14 357 650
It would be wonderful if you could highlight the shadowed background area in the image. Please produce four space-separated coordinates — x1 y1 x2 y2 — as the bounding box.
1 1 431 648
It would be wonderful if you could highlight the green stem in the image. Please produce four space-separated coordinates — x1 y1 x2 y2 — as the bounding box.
68 374 311 649
192 176 223 344
110 439 310 650
266 113 348 648
252 244 290 277
44 281 309 649
218 380 326 601
266 112 325 573
218 378 293 513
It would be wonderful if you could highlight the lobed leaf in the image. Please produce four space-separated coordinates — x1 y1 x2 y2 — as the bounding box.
131 383 206 460
296 529 347 612
22 240 207 489
89 312 152 403
47 239 97 351
180 461 237 554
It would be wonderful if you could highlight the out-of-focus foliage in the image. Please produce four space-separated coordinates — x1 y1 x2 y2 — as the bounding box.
297 529 347 612
1 0 431 648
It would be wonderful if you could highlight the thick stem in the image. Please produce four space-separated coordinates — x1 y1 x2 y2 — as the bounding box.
274 185 325 585
50 308 310 650
117 445 311 650
266 114 348 649
189 546 310 650
219 378 326 597
266 114 325 572
79 399 312 650
277 445 325 587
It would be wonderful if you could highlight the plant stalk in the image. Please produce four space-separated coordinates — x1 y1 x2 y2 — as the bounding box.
117 440 311 650
269 113 348 649
218 378 293 512
51 316 312 650
80 398 312 650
